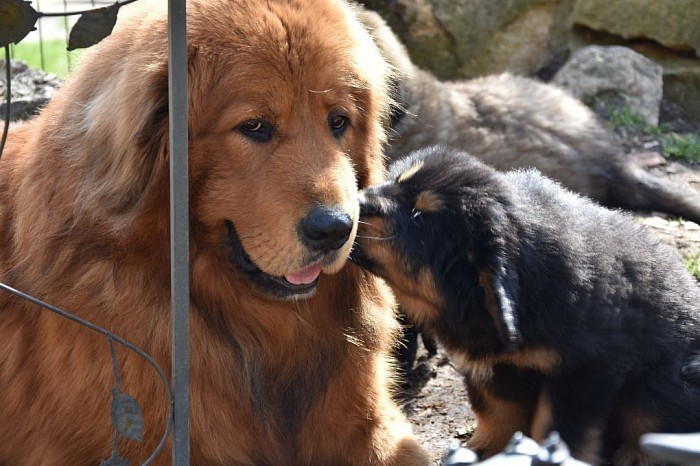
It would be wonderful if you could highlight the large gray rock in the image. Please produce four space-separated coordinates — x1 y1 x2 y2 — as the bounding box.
573 0 700 58
553 45 663 126
0 59 62 121
358 0 570 79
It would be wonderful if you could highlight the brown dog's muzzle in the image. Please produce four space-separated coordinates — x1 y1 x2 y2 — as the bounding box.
227 203 356 301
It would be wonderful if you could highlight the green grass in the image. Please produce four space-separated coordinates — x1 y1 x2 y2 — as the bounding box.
608 107 672 135
662 133 700 162
10 39 83 78
608 107 647 131
643 122 672 137
608 107 700 162
684 252 700 280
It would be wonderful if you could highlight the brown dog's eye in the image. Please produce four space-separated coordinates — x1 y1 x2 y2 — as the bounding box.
238 119 274 143
328 113 349 138
242 120 263 132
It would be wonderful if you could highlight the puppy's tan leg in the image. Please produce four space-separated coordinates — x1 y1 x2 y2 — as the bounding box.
531 389 553 442
532 389 603 464
570 428 604 465
613 407 657 466
466 382 531 458
529 389 604 465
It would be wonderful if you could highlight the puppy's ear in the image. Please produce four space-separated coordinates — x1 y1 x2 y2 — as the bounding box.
478 258 521 350
469 197 522 349
456 166 522 349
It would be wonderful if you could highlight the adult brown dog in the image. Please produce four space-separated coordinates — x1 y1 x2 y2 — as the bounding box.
0 1 429 465
353 145 700 465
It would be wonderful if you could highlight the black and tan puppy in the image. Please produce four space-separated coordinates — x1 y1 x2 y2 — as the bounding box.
352 146 700 465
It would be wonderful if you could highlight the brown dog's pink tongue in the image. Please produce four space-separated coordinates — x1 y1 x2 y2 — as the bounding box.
285 263 322 285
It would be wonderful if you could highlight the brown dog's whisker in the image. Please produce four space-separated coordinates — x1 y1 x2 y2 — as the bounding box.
357 220 386 233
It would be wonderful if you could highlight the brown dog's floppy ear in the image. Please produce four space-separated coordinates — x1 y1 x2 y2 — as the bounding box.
478 259 521 350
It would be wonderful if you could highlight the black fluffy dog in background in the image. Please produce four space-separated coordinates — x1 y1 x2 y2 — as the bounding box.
352 146 700 465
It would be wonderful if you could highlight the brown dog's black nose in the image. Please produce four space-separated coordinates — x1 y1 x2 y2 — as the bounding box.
300 206 353 252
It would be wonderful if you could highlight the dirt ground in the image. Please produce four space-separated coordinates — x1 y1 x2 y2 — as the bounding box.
400 99 700 464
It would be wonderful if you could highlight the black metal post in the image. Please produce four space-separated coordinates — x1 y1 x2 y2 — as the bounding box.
167 0 190 464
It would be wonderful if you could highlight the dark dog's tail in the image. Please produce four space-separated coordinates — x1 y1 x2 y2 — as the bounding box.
608 162 700 225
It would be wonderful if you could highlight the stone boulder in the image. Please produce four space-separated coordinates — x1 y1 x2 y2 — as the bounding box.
572 0 700 58
553 45 663 126
358 0 571 80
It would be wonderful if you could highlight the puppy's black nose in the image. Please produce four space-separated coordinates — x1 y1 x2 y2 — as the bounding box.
300 206 353 252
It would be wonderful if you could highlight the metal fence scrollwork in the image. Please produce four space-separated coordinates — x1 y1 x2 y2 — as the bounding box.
0 1 176 464
0 282 173 465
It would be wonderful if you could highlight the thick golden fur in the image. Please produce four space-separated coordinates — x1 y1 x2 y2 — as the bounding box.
0 1 429 464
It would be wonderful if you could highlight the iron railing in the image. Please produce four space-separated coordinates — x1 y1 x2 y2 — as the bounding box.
0 0 191 463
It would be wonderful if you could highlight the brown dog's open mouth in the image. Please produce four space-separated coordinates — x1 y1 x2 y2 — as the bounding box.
227 221 321 300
